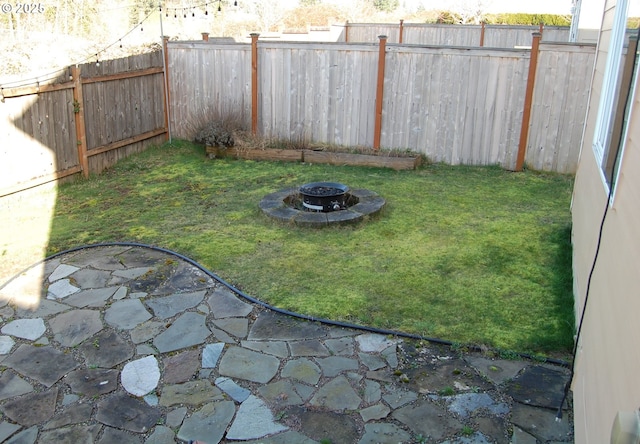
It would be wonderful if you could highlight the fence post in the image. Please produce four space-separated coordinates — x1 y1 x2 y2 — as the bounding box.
373 35 387 151
202 32 209 41
162 36 171 142
480 22 485 47
399 19 404 43
345 21 349 43
71 65 89 178
515 32 541 171
251 33 259 136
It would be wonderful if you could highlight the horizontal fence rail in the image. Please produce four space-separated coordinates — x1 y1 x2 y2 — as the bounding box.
168 36 594 173
0 51 167 196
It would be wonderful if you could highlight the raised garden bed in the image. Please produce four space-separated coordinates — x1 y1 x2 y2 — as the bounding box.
206 146 421 170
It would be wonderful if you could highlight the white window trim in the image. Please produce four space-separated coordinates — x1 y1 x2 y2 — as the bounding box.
592 0 630 194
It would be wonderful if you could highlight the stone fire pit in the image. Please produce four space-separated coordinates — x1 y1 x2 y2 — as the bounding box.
259 185 385 227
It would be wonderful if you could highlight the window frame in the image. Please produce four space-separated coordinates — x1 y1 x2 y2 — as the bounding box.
591 0 630 197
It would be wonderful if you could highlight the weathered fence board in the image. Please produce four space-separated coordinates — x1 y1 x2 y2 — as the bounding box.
343 22 570 47
167 42 252 139
525 43 596 173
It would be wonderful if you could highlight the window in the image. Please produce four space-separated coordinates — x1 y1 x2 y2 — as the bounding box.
592 0 631 194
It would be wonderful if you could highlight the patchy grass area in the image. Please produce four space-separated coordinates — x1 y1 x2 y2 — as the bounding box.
48 140 574 355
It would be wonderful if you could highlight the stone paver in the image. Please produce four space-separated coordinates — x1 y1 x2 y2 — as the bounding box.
0 245 574 443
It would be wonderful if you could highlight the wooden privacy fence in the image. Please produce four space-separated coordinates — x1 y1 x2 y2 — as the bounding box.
167 34 595 173
341 22 571 47
0 51 167 196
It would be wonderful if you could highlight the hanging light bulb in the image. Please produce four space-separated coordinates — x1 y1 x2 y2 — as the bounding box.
234 0 238 6
218 1 222 12
96 55 100 67
119 39 122 48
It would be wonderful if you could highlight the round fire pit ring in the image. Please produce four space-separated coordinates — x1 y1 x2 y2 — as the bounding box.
260 184 386 227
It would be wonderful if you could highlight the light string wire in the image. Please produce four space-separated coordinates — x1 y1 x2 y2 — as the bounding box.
0 6 159 90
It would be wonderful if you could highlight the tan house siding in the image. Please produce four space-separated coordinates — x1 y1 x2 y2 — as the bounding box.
571 0 640 440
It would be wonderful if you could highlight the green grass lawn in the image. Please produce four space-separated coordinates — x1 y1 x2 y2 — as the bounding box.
48 140 575 355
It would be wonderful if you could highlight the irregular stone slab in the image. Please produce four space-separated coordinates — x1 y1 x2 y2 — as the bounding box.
285 406 360 444
465 356 528 385
240 430 317 444
130 320 164 344
63 287 119 308
79 329 134 368
241 340 289 358
80 252 127 271
145 290 206 319
324 337 354 355
393 399 463 440
159 380 224 407
511 426 538 444
50 309 103 347
0 336 15 354
281 358 322 385
163 349 200 384
212 317 248 338
146 425 175 444
511 403 573 442
289 339 330 357
316 356 360 377
153 312 211 353
0 371 33 401
356 333 399 353
112 267 154 280
1 387 58 426
177 401 235 444
207 286 253 318
215 377 251 402
0 422 21 442
359 352 386 371
14 299 68 319
69 268 113 289
121 356 160 396
202 343 225 368
381 345 398 368
358 422 411 443
104 299 152 330
258 380 304 406
44 403 93 429
2 344 78 387
363 380 382 404
310 376 362 410
248 311 326 341
219 346 280 383
67 246 131 268
506 365 570 409
99 426 143 443
47 279 80 299
446 393 509 418
382 388 417 409
166 407 187 429
96 392 161 433
4 426 38 444
227 395 288 440
151 261 215 295
65 368 119 397
1 318 45 340
48 264 80 282
360 404 391 422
